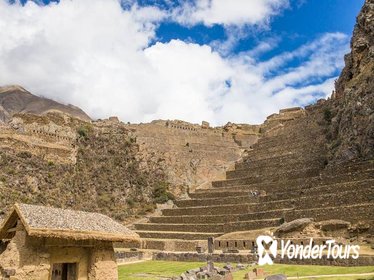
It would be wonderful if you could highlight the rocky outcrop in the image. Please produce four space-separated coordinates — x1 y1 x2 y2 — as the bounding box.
0 85 91 122
328 0 374 162
274 218 314 235
318 219 351 231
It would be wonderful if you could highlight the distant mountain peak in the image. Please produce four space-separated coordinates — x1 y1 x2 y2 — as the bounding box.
0 85 91 122
0 85 29 94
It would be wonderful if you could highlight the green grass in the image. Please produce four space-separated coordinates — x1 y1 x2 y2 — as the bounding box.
233 264 374 279
316 276 374 280
118 261 374 280
118 261 206 280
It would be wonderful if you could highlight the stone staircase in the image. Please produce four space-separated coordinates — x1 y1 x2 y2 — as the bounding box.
133 109 374 252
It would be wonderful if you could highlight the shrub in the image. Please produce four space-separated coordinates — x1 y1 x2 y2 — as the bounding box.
17 151 32 159
153 182 174 204
323 108 333 123
126 198 135 208
77 125 93 139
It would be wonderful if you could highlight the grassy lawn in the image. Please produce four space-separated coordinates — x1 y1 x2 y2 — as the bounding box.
118 261 206 280
118 261 374 279
233 264 374 279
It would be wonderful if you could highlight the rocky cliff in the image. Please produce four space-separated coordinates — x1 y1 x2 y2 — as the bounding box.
328 0 374 162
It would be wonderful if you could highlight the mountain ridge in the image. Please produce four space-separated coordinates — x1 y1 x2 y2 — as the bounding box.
0 85 91 122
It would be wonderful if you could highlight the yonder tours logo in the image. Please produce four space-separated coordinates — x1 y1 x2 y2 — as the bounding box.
256 235 360 266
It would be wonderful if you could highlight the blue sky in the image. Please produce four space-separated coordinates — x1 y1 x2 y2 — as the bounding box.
155 0 363 53
0 0 365 124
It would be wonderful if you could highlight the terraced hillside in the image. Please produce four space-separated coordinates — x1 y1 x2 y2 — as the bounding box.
133 105 374 251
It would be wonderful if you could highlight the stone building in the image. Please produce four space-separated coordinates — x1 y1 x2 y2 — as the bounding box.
0 203 139 280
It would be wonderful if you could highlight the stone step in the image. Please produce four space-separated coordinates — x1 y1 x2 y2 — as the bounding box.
284 203 374 223
235 153 323 170
245 147 322 161
189 190 255 199
226 164 322 180
212 168 373 189
213 168 321 188
205 179 318 193
322 160 374 177
136 223 226 233
185 179 374 207
136 231 223 240
150 208 293 224
249 139 324 155
224 218 283 232
162 188 374 216
242 150 307 162
213 174 321 189
321 168 374 183
175 195 259 208
246 139 325 156
240 203 374 223
197 176 371 195
140 238 202 251
150 203 374 226
149 214 232 225
262 179 374 202
253 131 323 149
135 218 280 233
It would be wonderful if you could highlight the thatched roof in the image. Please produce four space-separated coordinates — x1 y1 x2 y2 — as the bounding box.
0 203 139 242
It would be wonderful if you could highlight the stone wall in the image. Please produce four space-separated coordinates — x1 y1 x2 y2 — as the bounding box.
0 113 79 164
152 252 256 263
125 119 261 193
120 251 374 267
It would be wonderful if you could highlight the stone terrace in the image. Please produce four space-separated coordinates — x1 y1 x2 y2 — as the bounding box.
133 107 374 252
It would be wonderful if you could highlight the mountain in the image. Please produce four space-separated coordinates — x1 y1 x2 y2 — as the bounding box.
0 85 91 122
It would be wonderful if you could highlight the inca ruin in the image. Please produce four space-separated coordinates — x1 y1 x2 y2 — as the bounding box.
0 0 373 279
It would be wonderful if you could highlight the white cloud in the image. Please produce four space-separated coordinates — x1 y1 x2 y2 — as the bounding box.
0 0 349 125
172 0 289 27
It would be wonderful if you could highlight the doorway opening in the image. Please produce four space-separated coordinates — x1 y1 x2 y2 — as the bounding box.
51 263 77 280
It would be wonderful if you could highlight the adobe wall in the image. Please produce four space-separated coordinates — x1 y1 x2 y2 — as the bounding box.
0 222 118 280
88 247 118 280
0 223 50 280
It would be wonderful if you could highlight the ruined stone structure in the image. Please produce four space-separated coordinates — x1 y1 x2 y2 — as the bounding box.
120 1 374 258
125 120 261 194
0 1 372 270
124 109 306 195
0 203 139 280
132 104 373 254
0 113 80 164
